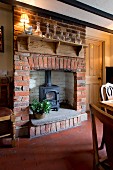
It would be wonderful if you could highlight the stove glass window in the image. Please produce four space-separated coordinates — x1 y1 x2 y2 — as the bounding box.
46 91 56 100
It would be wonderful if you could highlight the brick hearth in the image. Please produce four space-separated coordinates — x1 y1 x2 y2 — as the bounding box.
29 109 87 138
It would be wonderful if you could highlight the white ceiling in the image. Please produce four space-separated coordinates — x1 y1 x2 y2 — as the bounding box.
77 0 113 15
16 0 113 32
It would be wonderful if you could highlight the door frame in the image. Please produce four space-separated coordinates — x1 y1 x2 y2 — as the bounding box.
86 37 105 84
85 37 105 110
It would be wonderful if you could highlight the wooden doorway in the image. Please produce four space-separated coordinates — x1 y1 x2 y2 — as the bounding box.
86 39 103 111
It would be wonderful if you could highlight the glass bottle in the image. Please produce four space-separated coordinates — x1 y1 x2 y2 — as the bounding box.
76 31 82 44
52 24 59 39
59 28 65 41
35 22 42 37
65 32 71 42
45 22 51 39
71 33 77 43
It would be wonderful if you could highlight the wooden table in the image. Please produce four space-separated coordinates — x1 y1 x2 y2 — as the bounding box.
100 100 113 112
98 100 113 153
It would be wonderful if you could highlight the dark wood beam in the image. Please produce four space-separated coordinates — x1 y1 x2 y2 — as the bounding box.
58 0 113 21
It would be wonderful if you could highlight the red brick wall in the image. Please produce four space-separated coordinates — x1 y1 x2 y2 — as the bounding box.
13 5 86 130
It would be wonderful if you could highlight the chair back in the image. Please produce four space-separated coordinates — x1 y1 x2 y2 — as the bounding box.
0 107 15 147
89 104 113 169
101 83 113 101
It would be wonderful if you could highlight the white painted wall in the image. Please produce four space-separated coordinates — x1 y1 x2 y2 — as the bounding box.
0 3 13 75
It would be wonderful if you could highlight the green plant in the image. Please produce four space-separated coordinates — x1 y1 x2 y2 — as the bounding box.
30 99 51 114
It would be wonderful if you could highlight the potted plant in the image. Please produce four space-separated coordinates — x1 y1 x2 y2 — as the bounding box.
30 99 51 119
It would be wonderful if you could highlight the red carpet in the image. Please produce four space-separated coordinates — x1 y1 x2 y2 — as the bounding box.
0 114 105 170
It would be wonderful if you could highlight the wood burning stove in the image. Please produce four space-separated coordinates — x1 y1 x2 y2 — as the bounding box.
39 70 60 111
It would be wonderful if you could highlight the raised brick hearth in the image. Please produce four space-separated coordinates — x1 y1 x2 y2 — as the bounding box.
29 109 87 138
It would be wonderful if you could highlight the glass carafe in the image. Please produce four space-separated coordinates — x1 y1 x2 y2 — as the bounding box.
52 24 59 40
59 28 65 41
35 22 42 37
71 33 77 43
76 31 82 44
65 32 71 42
45 22 51 39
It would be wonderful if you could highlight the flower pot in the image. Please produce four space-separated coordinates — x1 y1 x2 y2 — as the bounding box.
34 113 45 119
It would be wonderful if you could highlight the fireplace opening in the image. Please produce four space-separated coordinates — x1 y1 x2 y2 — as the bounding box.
60 99 74 109
30 70 74 110
39 70 60 111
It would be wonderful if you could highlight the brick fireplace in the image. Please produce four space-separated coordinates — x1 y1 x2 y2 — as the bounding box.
14 50 86 136
13 5 86 137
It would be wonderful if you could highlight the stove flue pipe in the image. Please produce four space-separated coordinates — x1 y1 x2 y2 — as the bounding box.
45 70 51 86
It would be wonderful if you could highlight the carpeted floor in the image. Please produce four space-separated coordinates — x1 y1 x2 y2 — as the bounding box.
0 114 105 170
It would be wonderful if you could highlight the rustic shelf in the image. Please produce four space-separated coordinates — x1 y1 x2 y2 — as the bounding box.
17 34 87 56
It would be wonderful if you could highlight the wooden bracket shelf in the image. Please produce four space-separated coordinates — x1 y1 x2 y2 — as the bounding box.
17 34 87 56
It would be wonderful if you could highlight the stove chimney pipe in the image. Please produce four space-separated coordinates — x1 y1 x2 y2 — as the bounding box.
45 70 51 86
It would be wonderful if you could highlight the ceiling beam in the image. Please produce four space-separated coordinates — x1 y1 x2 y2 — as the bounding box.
58 0 113 21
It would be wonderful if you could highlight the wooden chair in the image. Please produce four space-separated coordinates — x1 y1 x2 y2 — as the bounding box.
89 104 113 170
99 83 113 150
0 107 16 147
101 83 113 101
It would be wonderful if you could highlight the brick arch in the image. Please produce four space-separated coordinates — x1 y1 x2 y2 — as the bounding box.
28 53 78 71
